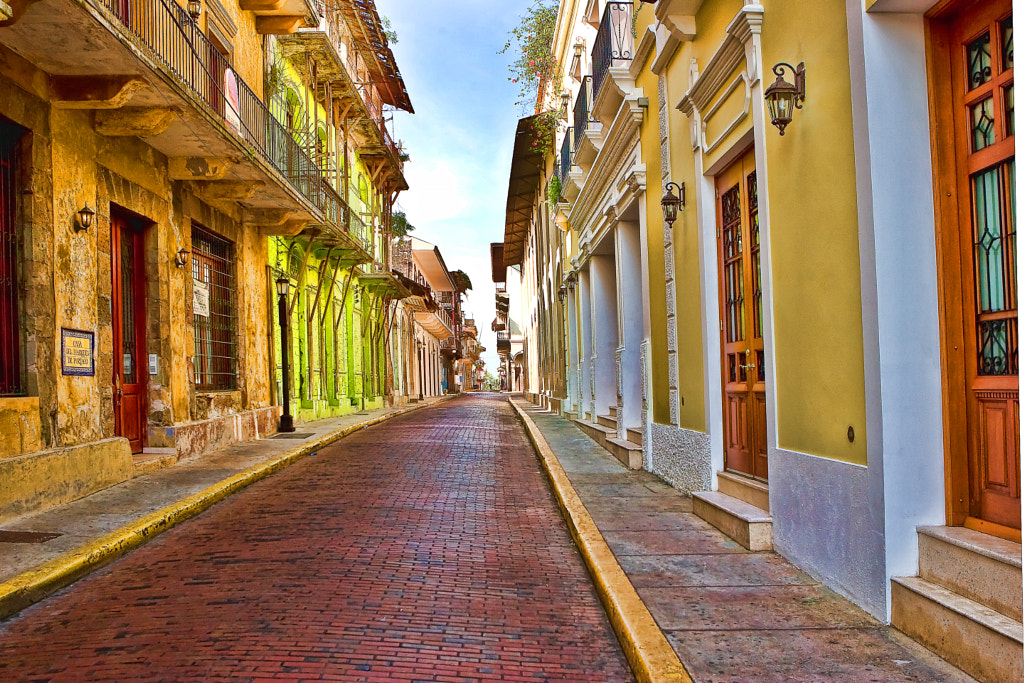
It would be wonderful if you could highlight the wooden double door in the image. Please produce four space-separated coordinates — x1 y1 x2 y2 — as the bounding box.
111 211 147 454
716 149 768 479
933 0 1018 532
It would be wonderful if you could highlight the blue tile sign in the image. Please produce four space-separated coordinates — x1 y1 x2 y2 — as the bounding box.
61 328 95 376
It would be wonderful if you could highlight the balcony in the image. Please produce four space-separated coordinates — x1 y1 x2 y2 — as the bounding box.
496 330 511 353
559 128 573 184
574 77 593 146
592 2 635 98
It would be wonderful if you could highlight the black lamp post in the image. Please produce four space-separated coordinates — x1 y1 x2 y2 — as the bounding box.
276 276 295 432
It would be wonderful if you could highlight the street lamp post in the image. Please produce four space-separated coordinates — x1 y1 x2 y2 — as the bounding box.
276 276 295 433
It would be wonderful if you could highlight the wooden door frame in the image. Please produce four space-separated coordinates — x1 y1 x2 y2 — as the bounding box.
110 206 148 452
925 0 1016 532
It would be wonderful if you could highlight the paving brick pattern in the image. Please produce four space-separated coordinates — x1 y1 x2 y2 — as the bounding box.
0 395 633 682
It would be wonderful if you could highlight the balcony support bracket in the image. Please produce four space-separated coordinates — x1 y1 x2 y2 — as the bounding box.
51 76 147 110
94 107 177 138
255 15 304 35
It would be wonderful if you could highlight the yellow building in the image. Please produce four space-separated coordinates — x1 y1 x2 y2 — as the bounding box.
502 1 1019 680
0 1 414 526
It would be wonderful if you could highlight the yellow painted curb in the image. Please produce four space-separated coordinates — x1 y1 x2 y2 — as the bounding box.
510 399 692 683
0 395 455 621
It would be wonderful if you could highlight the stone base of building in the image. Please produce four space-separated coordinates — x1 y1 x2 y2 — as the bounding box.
0 438 134 525
149 406 282 462
649 423 713 494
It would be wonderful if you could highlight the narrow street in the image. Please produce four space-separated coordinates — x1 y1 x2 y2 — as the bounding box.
0 395 633 682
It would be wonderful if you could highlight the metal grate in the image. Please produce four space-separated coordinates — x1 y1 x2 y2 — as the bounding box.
192 224 237 390
0 530 62 544
0 117 23 397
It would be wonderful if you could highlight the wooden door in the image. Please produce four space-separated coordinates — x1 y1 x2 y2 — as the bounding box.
111 212 146 454
947 1 1019 530
717 149 767 479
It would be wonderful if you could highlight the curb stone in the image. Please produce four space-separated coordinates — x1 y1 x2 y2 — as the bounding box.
510 398 692 683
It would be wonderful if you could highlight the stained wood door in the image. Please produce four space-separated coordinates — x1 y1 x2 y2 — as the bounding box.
111 212 146 454
948 1 1019 530
716 149 767 479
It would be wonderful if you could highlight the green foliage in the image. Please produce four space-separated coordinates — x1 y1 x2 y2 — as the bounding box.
380 15 398 44
499 1 561 116
391 210 414 237
546 173 562 206
450 269 473 293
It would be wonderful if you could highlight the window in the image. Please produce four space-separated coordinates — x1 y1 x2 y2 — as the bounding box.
0 117 24 396
191 225 237 390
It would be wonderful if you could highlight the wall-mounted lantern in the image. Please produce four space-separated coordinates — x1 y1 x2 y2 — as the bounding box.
558 286 567 305
764 62 806 136
187 0 202 20
560 92 571 120
75 203 95 232
661 182 685 226
174 249 191 268
566 271 577 291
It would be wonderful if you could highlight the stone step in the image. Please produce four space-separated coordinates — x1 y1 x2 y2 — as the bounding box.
607 406 617 417
573 418 614 448
717 470 769 512
605 436 642 470
917 526 1022 621
891 576 1023 683
626 427 642 446
132 449 177 477
692 490 772 551
596 414 617 430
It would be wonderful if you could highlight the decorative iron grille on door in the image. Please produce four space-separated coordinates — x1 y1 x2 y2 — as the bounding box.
191 225 237 390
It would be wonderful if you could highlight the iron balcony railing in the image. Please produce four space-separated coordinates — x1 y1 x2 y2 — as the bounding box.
97 0 326 215
592 1 635 97
560 127 573 182
573 77 592 157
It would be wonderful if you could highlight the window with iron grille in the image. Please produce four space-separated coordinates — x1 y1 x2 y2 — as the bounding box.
191 224 237 390
0 117 25 397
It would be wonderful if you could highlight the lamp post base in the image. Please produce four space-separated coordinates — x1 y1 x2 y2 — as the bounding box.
278 413 295 433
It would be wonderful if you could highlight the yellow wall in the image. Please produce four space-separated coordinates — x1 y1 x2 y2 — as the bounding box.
761 0 867 465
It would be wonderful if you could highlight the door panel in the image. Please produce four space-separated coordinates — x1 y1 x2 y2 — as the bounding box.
111 212 146 454
947 0 1019 529
717 149 767 479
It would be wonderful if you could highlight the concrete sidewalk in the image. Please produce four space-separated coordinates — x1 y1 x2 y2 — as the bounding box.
512 398 978 683
0 395 452 619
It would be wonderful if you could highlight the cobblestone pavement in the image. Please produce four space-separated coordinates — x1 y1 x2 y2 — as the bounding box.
0 394 633 682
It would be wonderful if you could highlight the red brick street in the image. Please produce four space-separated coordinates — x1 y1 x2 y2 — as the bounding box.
0 395 633 682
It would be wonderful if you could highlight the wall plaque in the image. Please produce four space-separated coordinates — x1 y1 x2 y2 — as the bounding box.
61 328 95 376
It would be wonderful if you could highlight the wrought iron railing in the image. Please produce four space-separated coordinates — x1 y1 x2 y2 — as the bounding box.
97 0 325 212
592 1 634 96
573 77 592 158
560 127 573 182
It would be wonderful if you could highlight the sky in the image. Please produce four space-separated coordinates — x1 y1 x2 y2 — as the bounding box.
376 0 535 375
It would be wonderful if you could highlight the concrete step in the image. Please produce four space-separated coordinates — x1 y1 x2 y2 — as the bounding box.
605 436 642 470
692 490 772 551
573 418 615 448
626 427 642 446
607 406 617 417
917 526 1022 622
891 576 1023 683
132 449 177 477
717 470 769 512
596 414 617 430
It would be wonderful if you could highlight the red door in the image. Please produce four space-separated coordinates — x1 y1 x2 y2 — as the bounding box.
111 212 147 454
717 149 767 479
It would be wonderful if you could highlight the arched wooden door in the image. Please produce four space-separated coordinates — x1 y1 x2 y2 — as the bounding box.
933 0 1018 533
716 149 767 479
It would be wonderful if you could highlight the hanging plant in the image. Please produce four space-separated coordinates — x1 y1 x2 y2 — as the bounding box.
546 173 562 206
499 0 562 145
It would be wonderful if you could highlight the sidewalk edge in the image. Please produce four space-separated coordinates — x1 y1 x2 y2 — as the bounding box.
0 395 455 621
510 398 691 683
